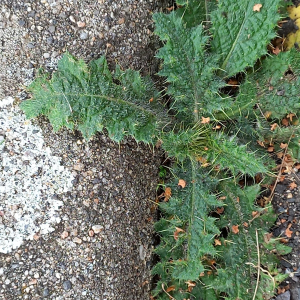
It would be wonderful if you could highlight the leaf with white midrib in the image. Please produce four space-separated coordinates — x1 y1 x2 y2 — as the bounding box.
20 53 164 143
211 0 280 77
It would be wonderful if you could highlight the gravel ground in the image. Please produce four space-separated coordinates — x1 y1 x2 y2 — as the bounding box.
0 111 162 299
272 171 300 300
0 0 171 299
0 0 169 99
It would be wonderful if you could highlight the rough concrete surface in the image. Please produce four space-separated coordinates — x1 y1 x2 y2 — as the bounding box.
0 0 171 299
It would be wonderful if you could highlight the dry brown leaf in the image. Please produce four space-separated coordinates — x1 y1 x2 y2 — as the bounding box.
264 111 272 119
280 143 288 149
214 239 222 246
185 280 196 292
282 118 289 126
253 3 263 11
272 47 281 55
257 140 265 147
201 116 210 124
166 6 175 11
166 285 176 292
279 175 286 182
277 286 286 295
178 179 187 188
267 146 274 152
283 165 293 174
197 156 207 163
252 211 259 218
236 197 240 203
207 259 216 266
164 187 172 202
216 207 224 214
174 227 185 240
243 222 248 227
141 280 149 287
289 182 297 190
270 123 278 131
285 224 293 238
280 238 289 243
155 139 163 148
255 174 263 184
219 196 226 200
196 156 210 167
287 113 295 121
276 151 284 159
213 124 222 130
227 78 239 88
232 225 239 234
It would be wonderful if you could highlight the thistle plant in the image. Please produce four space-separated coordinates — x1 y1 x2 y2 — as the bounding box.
20 0 300 298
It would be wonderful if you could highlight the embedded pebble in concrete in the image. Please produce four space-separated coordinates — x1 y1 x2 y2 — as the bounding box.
0 97 74 253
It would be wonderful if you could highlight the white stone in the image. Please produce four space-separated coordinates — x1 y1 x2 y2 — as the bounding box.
92 225 104 234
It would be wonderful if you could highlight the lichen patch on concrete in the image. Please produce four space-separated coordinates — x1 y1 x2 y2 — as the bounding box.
0 97 74 253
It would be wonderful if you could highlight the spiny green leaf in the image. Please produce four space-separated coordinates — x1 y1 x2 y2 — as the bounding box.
240 49 300 119
154 159 221 297
20 52 165 143
211 0 281 77
205 182 292 299
153 12 226 124
207 132 268 176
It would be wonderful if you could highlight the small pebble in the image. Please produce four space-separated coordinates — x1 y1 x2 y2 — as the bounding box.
48 25 56 33
46 37 54 44
69 15 76 23
18 20 26 26
77 21 86 28
61 231 69 239
73 163 85 171
80 31 88 40
92 225 104 234
33 233 40 240
139 245 146 260
27 42 35 49
29 278 37 285
63 280 72 291
73 237 82 244
42 288 50 297
118 18 125 25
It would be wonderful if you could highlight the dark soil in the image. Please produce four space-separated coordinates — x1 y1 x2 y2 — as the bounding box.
272 171 300 300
